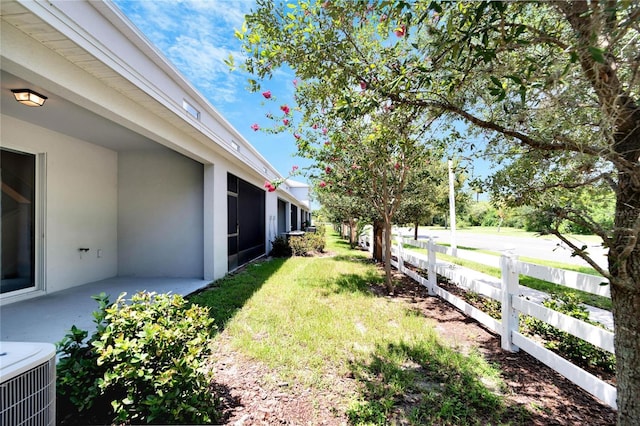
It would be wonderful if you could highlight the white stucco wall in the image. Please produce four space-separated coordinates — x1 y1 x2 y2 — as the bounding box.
1 114 119 293
117 149 204 277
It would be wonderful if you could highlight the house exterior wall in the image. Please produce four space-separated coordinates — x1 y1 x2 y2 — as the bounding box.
1 115 118 293
0 0 311 303
118 149 203 277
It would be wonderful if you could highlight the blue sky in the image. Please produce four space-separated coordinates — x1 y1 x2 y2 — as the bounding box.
112 0 494 197
113 0 311 181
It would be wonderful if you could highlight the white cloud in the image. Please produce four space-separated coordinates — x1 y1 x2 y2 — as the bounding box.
114 0 254 105
181 0 251 28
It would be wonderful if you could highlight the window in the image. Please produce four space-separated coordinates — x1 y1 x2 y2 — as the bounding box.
182 99 200 120
227 173 265 270
1 149 36 294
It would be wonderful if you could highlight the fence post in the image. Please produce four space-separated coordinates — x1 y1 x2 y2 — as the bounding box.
396 231 404 273
500 251 520 352
427 238 437 296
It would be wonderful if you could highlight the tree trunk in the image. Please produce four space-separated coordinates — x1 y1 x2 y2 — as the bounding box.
382 218 393 293
414 222 419 240
373 220 383 262
348 218 356 248
610 129 640 425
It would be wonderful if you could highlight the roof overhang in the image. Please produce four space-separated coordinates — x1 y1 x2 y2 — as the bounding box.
1 0 288 187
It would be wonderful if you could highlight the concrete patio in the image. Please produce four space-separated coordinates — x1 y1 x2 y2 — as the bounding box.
0 277 211 345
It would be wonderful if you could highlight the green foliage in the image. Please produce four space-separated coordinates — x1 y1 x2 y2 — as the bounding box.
464 202 498 227
56 292 219 425
270 235 292 257
239 1 640 418
395 159 453 229
289 231 326 256
270 230 327 257
520 293 615 374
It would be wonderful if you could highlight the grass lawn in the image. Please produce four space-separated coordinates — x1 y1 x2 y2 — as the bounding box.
189 233 531 425
418 226 604 244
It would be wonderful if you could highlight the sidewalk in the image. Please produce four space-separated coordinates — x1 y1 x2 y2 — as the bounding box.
0 277 211 345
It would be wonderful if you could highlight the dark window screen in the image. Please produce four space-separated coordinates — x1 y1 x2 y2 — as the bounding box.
290 205 298 231
227 173 265 269
1 149 36 294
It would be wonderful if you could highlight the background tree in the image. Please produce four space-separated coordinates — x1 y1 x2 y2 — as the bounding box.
237 1 639 421
395 159 449 239
309 108 433 291
315 189 369 248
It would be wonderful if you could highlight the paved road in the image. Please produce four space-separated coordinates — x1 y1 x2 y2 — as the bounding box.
406 228 608 270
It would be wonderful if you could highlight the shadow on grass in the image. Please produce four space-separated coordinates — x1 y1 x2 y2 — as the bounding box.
347 341 533 425
311 270 383 297
188 257 287 331
332 237 357 250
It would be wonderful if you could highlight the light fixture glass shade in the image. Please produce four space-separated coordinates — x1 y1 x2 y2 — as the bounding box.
11 89 47 107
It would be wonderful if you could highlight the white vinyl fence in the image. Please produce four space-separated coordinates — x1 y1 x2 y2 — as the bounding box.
388 235 616 409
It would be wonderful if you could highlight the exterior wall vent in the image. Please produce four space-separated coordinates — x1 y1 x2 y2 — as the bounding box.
230 140 240 151
0 341 56 425
182 99 200 120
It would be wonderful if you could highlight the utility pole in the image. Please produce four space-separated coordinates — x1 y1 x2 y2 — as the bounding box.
448 159 457 257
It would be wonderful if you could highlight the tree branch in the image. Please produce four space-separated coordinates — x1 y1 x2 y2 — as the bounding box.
548 229 611 280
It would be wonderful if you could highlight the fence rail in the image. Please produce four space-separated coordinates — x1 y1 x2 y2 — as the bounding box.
388 235 616 409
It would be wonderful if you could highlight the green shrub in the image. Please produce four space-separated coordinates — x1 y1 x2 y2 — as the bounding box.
289 234 311 256
270 235 292 257
56 292 219 425
449 286 614 375
306 231 326 252
289 232 326 256
520 293 615 373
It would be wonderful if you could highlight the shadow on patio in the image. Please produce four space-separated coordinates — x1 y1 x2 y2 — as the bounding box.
0 277 211 344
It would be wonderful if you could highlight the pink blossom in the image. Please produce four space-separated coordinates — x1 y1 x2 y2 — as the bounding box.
380 14 387 22
394 25 406 37
325 166 332 173
292 165 299 171
312 123 318 129
264 180 277 192
351 163 361 169
319 181 327 188
251 123 260 131
280 104 290 115
262 90 272 99
324 141 331 146
322 127 328 134
283 118 290 126
360 81 367 90
294 133 301 139
394 163 401 170
292 79 298 87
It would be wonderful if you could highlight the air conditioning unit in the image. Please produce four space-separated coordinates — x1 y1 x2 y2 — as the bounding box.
0 341 56 426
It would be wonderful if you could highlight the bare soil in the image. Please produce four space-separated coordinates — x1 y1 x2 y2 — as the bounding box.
210 264 616 425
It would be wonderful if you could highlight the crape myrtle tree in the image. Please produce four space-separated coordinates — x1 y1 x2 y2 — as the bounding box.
236 1 437 291
310 107 434 291
394 158 461 240
315 189 369 248
238 1 639 422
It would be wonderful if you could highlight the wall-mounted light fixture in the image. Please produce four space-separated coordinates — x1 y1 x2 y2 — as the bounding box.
11 89 48 107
